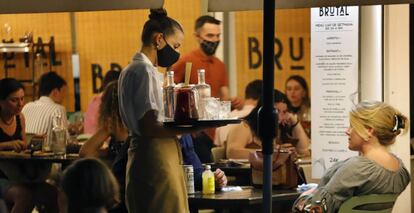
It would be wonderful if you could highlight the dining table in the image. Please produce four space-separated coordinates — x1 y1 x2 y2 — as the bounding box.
0 150 79 164
210 161 252 186
188 186 301 213
0 150 79 181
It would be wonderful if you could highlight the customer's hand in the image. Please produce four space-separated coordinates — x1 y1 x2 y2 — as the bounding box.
214 168 227 188
286 113 299 126
301 187 317 196
4 140 26 152
230 97 244 111
68 122 84 135
281 143 296 153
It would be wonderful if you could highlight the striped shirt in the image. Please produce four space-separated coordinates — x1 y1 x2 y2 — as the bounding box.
22 96 68 140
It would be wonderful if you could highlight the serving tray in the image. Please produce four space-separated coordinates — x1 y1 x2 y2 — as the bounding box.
163 119 241 128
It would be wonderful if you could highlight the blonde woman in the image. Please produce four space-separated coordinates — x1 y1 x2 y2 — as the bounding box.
293 101 411 213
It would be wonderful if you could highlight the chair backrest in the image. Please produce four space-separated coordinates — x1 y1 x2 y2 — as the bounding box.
0 199 7 213
338 194 399 213
211 147 225 163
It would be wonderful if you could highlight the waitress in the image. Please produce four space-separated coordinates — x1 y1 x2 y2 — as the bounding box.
119 8 197 213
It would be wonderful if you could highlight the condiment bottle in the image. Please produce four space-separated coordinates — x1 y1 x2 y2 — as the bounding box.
202 165 215 194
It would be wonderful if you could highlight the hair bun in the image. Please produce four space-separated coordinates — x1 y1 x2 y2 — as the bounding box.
149 8 168 20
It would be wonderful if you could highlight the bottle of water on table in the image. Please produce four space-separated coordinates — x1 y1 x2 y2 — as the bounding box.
51 113 67 157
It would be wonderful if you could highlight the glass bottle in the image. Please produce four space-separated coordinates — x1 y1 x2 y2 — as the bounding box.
202 165 215 194
3 23 12 42
195 69 211 98
174 85 199 123
51 114 67 157
163 71 176 121
195 69 211 119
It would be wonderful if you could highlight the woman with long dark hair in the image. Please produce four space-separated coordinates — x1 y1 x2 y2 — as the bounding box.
285 75 310 117
226 90 310 159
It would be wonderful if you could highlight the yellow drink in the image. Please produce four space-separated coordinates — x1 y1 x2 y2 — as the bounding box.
202 165 215 194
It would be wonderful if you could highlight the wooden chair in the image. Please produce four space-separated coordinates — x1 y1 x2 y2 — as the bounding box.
338 194 398 213
211 147 226 163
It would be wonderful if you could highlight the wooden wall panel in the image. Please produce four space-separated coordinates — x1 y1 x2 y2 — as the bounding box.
76 10 147 112
0 13 75 111
234 9 310 97
164 0 201 51
76 0 201 111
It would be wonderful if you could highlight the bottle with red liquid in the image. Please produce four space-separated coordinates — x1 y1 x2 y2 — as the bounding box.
174 85 199 124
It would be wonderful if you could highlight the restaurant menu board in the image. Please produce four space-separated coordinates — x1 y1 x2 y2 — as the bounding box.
310 6 359 178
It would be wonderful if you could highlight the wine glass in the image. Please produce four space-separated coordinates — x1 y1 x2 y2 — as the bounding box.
301 111 311 137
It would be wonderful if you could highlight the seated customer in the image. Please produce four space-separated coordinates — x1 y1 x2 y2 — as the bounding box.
22 72 69 142
215 79 262 147
80 81 128 213
0 78 26 154
180 134 227 190
226 90 310 159
61 158 120 213
285 75 311 137
0 78 58 213
84 70 120 135
79 81 128 160
285 75 311 121
292 101 410 213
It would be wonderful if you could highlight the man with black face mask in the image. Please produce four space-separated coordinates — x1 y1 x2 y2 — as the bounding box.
171 15 243 163
171 15 242 106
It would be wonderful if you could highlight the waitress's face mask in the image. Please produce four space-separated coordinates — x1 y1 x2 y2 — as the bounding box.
157 36 180 68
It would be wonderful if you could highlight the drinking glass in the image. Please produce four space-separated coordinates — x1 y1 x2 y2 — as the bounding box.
69 113 84 136
301 111 311 137
203 97 220 120
219 101 231 119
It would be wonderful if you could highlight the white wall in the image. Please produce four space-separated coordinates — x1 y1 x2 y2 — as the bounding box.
360 5 383 101
383 4 411 213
